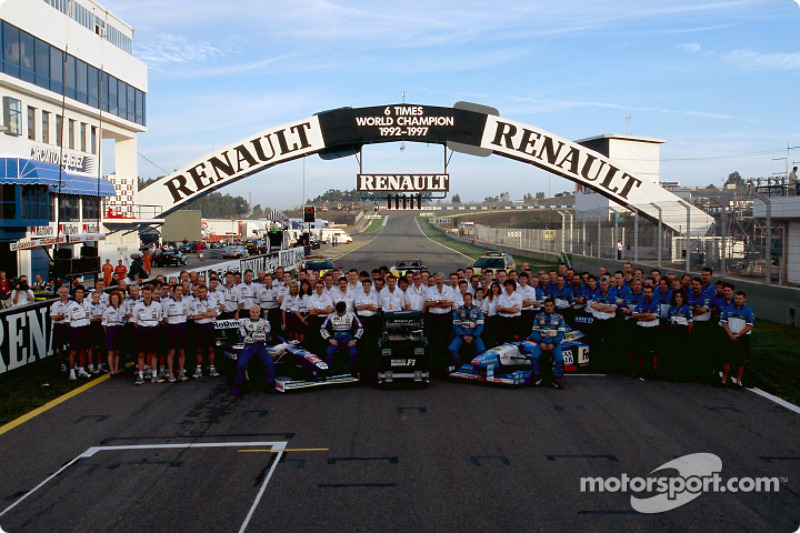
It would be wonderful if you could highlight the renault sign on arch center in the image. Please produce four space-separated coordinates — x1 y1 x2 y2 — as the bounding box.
138 103 713 232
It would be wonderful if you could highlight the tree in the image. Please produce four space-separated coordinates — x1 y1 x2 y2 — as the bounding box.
484 195 499 203
451 193 461 204
705 183 718 190
725 171 744 188
535 191 545 200
499 192 511 203
251 204 264 219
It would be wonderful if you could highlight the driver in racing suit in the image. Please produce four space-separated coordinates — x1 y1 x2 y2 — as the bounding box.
448 292 485 369
321 301 364 376
519 298 567 389
234 304 276 395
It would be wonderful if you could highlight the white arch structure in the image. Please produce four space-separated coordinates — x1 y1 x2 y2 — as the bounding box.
138 103 713 233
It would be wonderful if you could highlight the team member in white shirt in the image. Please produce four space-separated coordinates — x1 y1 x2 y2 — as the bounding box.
330 277 355 313
162 284 191 382
426 272 455 369
346 269 363 297
237 269 260 314
405 272 427 312
517 273 539 338
191 284 221 378
355 278 382 370
131 284 164 385
380 275 407 312
86 290 107 374
219 271 241 320
65 286 93 380
496 279 522 343
257 273 281 334
50 286 72 372
101 290 126 375
307 280 334 355
122 284 142 360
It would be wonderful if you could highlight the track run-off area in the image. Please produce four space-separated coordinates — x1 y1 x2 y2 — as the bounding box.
1 213 799 533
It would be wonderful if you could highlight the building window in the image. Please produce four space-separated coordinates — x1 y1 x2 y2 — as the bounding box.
80 122 86 152
0 185 16 220
82 197 99 220
19 29 34 83
2 23 20 78
3 97 22 135
68 119 75 149
90 125 97 154
58 195 80 221
1 20 147 127
34 37 50 88
27 106 36 141
55 114 63 145
49 47 64 94
42 111 50 144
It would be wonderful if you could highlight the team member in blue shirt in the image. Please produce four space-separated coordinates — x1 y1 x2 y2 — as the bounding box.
666 291 693 380
688 278 713 382
632 285 661 379
719 291 754 389
519 299 567 389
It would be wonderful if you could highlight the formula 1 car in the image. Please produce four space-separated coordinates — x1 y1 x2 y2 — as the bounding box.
214 321 359 392
448 328 590 386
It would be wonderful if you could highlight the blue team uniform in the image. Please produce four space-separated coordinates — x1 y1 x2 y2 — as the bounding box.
519 311 567 379
449 304 485 366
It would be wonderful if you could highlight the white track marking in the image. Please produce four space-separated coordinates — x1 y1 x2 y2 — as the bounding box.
414 218 473 260
748 387 800 416
0 441 288 533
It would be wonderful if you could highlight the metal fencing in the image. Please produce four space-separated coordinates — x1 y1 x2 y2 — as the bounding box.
446 186 788 285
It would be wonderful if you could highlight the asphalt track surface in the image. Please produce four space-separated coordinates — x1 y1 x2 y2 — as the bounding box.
2 213 799 533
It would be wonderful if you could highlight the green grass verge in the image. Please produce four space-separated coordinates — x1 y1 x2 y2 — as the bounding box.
747 320 800 405
361 217 385 233
416 216 554 269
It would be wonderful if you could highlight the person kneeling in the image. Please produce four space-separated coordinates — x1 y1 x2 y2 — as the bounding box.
321 301 364 377
519 299 567 389
448 292 485 370
234 304 277 395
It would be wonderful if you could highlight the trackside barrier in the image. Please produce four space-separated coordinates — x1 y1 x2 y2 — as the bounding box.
0 247 307 377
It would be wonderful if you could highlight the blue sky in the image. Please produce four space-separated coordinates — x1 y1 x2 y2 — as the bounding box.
109 0 800 210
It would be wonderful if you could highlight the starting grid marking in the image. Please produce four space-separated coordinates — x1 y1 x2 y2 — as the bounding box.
0 441 290 533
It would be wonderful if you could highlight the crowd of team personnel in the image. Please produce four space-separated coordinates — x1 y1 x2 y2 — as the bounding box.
49 259 754 392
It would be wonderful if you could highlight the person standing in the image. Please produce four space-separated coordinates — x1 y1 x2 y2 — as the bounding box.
131 284 163 385
102 291 126 376
616 240 624 260
50 286 72 372
719 291 754 389
102 259 114 286
65 286 92 380
114 259 128 279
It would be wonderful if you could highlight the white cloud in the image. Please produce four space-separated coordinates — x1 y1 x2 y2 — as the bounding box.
678 42 702 53
135 33 231 69
725 49 800 71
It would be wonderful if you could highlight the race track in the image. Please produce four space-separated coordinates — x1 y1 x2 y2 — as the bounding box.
1 212 799 533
